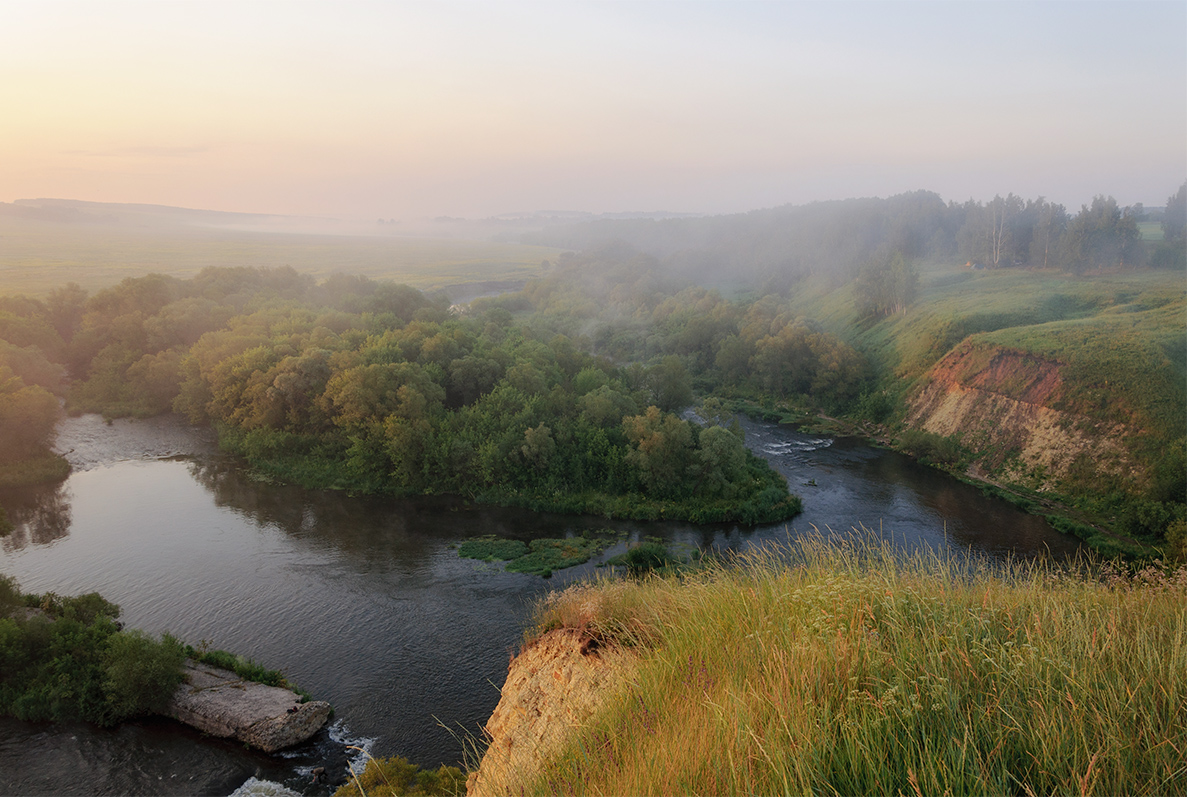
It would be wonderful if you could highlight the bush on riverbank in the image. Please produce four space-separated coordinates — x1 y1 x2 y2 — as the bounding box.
334 756 465 797
0 451 70 489
515 537 1187 796
0 577 186 725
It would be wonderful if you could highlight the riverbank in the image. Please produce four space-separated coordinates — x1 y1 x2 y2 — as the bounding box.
468 536 1187 796
725 395 1160 559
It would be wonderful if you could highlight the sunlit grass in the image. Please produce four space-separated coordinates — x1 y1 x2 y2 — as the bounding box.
517 535 1187 796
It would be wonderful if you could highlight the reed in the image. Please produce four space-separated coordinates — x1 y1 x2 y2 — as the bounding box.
524 535 1187 796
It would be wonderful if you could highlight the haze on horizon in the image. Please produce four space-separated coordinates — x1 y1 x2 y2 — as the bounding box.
2 1 1184 223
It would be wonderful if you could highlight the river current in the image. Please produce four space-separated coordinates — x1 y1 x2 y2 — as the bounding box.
0 413 1080 796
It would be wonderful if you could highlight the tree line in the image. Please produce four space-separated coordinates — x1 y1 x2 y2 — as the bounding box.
528 184 1187 285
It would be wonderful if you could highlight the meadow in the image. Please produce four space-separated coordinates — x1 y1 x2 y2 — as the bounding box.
0 217 564 297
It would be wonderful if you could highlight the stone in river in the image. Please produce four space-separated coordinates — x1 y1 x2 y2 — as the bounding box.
165 660 331 753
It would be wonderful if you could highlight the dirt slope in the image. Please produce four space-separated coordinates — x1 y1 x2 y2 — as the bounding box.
466 628 631 797
906 343 1137 489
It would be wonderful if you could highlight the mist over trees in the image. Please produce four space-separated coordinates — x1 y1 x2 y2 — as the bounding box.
527 187 1185 289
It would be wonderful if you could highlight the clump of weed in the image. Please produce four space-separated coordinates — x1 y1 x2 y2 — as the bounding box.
459 531 623 576
505 537 606 577
334 754 465 797
457 536 529 562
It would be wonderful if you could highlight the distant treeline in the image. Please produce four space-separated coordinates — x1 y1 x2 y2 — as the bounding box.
527 184 1187 285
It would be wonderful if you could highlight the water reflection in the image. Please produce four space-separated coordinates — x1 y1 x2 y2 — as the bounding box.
0 482 72 552
186 457 673 572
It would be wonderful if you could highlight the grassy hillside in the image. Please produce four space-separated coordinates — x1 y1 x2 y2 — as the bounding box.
513 538 1187 796
787 262 1183 391
780 263 1185 543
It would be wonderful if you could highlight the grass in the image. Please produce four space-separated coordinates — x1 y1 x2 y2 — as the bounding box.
182 644 310 699
0 217 564 297
458 536 530 562
511 535 1187 797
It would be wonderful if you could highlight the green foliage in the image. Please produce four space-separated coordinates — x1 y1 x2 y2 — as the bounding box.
0 451 70 488
0 366 60 462
457 536 529 562
504 537 611 577
618 542 671 573
459 534 619 577
0 575 20 616
334 756 466 797
0 583 187 726
1165 518 1187 564
186 647 292 689
854 249 918 318
897 429 963 468
103 631 186 718
852 388 895 423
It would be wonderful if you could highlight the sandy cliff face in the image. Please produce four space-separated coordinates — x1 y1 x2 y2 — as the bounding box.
466 628 631 797
906 343 1136 488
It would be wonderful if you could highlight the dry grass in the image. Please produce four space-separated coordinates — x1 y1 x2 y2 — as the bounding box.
524 535 1187 796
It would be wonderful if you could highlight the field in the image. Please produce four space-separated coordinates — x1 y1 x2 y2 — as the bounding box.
0 217 565 298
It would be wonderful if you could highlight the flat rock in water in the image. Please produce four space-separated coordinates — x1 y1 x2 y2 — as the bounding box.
165 661 331 753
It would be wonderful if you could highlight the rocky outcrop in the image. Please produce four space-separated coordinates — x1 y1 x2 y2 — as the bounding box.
906 343 1136 487
467 628 632 797
165 661 331 753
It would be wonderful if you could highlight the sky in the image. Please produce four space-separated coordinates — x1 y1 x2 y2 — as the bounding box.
2 1 1184 221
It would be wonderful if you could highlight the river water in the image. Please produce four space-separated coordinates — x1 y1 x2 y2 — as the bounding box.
0 413 1080 796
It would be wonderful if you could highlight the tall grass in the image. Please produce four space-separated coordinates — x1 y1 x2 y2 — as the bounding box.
522 536 1187 796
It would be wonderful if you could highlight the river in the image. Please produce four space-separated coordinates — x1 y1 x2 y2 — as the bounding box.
0 413 1080 796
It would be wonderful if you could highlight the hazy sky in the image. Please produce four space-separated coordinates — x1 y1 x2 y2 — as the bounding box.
2 1 1184 220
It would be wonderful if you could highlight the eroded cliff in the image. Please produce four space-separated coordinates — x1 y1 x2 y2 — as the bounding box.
906 342 1138 490
466 628 631 797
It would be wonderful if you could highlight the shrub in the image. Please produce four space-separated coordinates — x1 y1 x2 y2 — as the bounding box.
103 631 186 719
0 574 20 617
1165 518 1187 564
334 756 465 797
898 429 963 467
621 542 671 573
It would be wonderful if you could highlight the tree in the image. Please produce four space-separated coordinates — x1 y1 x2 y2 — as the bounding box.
1163 182 1186 244
0 367 60 462
1064 196 1142 272
854 251 917 318
647 356 692 412
623 406 695 497
693 425 747 498
1028 198 1068 269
